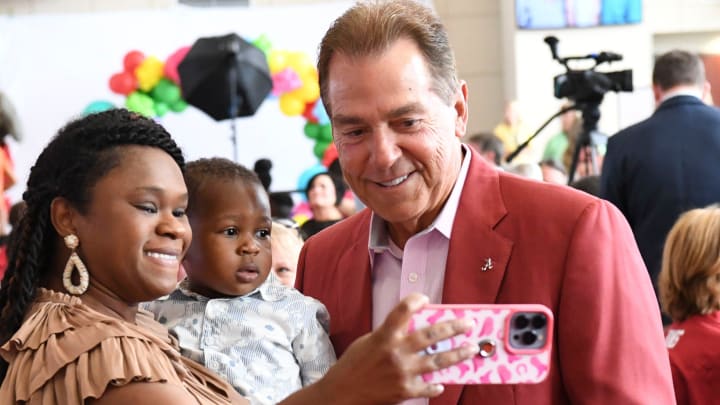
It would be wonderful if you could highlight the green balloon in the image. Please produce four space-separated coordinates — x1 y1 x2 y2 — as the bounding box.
253 34 273 56
154 102 170 117
126 91 155 117
304 122 320 139
318 123 333 143
313 141 330 159
169 99 188 113
151 78 181 104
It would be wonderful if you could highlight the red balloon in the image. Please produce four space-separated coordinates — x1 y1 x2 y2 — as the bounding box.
123 50 146 73
302 100 318 123
109 72 137 95
322 142 338 168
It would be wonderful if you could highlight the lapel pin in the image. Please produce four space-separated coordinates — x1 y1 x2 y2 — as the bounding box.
481 258 494 272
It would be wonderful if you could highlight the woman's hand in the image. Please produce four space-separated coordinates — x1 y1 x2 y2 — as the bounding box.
285 293 477 405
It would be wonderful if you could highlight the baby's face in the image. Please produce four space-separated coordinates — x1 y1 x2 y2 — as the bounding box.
184 180 272 298
271 222 303 287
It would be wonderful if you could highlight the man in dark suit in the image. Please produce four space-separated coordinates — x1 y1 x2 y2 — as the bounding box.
601 50 720 308
296 1 674 404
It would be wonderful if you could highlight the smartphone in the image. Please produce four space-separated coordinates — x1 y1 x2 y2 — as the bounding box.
409 303 553 385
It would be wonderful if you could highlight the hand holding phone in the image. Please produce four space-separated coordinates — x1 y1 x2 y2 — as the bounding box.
409 304 553 385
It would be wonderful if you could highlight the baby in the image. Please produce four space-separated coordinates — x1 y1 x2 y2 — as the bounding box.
144 158 335 405
270 218 304 287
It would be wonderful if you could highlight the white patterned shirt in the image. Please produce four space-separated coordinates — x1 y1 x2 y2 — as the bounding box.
142 273 336 405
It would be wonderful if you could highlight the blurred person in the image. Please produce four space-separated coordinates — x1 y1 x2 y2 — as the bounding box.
328 159 359 217
253 159 296 219
0 201 24 280
601 50 720 318
658 206 720 405
465 132 504 168
493 100 531 156
542 104 580 164
296 1 674 404
269 192 295 220
539 158 568 185
271 218 304 287
0 90 20 260
506 162 543 181
570 175 601 197
299 172 345 240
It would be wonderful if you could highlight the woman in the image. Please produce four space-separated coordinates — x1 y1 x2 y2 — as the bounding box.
300 172 345 239
659 206 720 405
0 109 476 404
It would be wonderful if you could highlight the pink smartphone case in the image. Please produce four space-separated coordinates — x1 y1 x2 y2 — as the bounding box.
409 304 553 385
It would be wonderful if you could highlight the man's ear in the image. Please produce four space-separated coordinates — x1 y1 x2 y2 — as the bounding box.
50 197 77 238
703 80 713 105
454 81 469 139
652 84 663 106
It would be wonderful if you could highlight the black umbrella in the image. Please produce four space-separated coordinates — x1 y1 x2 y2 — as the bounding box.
178 33 273 160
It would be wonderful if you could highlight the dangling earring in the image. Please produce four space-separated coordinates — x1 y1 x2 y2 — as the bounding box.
62 234 89 295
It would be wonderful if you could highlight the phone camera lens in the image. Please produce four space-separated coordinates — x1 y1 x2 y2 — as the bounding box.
521 330 538 346
513 314 529 329
531 314 547 329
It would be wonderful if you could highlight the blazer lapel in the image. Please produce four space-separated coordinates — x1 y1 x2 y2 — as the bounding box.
335 212 374 352
443 152 513 305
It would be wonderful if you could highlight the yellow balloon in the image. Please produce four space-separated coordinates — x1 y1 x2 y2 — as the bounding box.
286 51 314 77
293 81 320 103
279 93 305 116
135 56 165 92
268 50 288 74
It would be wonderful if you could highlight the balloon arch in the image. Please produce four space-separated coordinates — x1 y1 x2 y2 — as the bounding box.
84 34 336 222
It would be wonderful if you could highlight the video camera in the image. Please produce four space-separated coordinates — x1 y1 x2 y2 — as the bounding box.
545 36 633 103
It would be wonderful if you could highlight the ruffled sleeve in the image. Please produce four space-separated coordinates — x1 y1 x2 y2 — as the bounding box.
0 289 242 404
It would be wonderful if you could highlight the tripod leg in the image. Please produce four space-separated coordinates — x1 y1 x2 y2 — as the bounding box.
567 138 583 185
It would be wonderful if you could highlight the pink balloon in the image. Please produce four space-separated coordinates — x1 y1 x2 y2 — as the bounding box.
271 68 302 96
164 46 191 85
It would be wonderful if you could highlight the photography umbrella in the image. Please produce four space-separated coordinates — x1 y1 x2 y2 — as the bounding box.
178 33 273 161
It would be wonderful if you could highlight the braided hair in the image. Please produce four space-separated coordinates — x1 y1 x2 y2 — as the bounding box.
0 109 184 381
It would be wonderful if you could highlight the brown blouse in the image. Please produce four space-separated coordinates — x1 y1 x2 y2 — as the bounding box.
0 288 245 404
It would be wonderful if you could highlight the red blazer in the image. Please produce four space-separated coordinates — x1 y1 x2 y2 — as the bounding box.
296 153 675 404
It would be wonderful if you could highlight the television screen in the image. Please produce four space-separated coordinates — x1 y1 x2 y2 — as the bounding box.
516 0 642 29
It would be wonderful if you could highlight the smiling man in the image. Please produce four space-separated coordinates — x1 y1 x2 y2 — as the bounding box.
295 1 675 404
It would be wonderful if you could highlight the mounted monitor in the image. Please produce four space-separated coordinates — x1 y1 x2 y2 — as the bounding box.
516 0 642 29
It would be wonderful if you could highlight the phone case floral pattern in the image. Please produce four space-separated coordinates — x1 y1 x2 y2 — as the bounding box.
409 304 553 385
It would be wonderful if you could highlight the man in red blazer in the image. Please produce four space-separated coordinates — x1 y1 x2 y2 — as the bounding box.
297 1 675 404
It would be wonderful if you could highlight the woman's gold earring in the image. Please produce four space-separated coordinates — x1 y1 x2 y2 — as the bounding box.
62 234 89 295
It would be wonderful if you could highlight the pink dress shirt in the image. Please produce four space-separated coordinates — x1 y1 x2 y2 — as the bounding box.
369 145 472 405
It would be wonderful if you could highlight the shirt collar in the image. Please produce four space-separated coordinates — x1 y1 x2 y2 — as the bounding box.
173 271 287 303
368 143 472 254
659 87 703 104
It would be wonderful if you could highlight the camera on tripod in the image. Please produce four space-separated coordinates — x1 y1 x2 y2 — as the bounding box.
506 36 635 182
546 36 633 103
